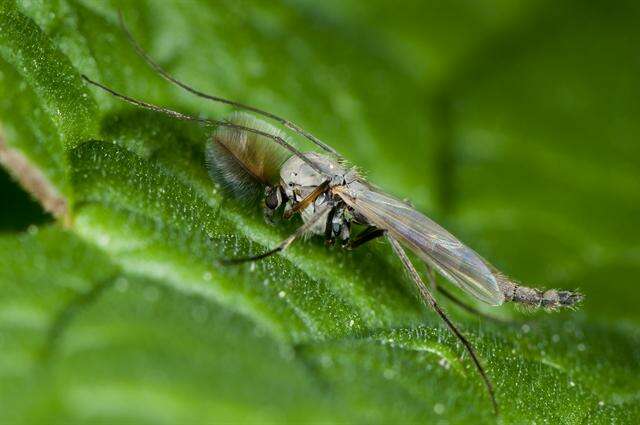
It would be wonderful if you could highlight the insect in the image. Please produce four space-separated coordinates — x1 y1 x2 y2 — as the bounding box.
82 13 583 415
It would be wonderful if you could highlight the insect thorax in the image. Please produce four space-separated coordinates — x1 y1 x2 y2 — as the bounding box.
279 152 342 192
279 152 360 236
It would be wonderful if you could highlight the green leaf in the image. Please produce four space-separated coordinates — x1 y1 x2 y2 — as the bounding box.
1 0 639 423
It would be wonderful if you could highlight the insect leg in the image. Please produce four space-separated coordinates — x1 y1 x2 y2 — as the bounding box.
424 266 510 324
219 204 331 265
117 12 339 156
324 206 338 245
283 180 330 219
387 236 498 415
345 226 386 250
81 75 328 177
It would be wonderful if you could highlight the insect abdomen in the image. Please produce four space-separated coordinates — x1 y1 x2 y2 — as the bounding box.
497 274 583 309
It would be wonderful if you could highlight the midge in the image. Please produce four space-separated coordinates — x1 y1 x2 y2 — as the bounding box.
83 14 583 415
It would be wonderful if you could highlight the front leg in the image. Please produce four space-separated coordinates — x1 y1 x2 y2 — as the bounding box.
323 204 352 246
220 204 332 264
323 206 338 245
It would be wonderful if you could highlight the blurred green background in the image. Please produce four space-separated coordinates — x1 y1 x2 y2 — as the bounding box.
0 0 638 423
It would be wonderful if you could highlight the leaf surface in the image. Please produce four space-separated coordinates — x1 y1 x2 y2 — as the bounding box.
0 1 638 423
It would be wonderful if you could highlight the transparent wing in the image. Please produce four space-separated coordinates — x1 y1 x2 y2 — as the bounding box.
337 183 504 305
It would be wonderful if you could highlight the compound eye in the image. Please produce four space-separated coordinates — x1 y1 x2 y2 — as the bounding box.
265 188 280 210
